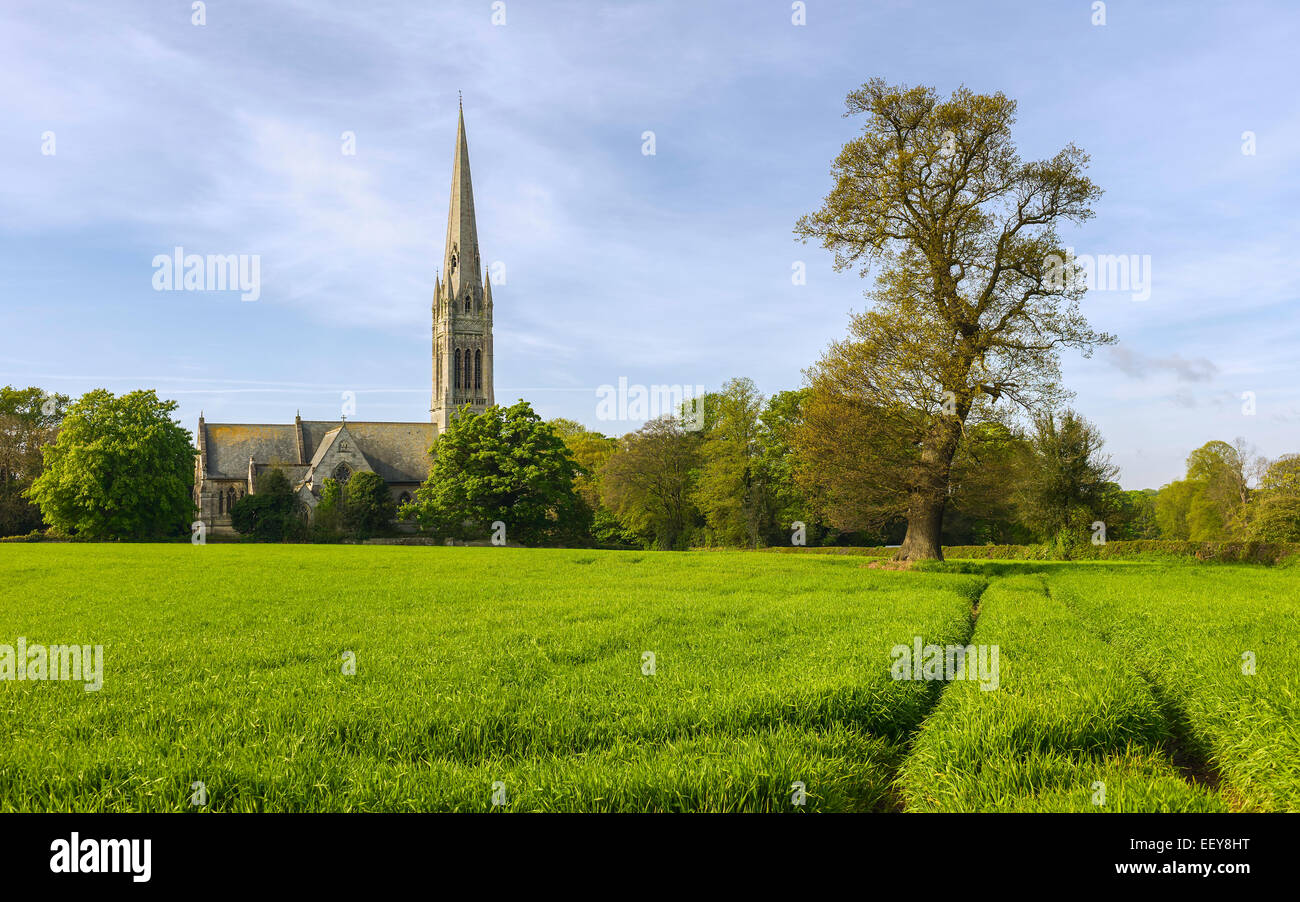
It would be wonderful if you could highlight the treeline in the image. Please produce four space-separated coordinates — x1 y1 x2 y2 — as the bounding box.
5 381 1298 550
551 378 1300 551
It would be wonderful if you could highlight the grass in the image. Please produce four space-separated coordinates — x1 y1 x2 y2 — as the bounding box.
0 545 979 812
0 545 1295 812
897 572 1226 812
1049 564 1300 812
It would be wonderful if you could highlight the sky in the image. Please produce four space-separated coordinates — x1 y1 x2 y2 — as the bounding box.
1 0 1297 490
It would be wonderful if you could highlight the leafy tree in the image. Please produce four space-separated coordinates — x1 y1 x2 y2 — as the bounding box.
693 378 769 547
403 401 584 544
1247 495 1300 542
757 388 831 546
796 79 1113 559
229 469 307 541
341 471 396 539
0 386 69 536
1154 479 1196 540
944 420 1034 544
313 476 344 538
1246 454 1300 541
1109 488 1161 540
27 389 192 539
549 418 622 545
1014 409 1118 541
1259 453 1300 497
1184 439 1256 539
600 415 702 549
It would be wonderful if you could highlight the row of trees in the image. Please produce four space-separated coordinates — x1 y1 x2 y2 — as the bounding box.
3 381 1298 548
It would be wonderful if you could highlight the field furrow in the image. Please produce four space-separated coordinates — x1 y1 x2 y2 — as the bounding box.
896 573 1229 812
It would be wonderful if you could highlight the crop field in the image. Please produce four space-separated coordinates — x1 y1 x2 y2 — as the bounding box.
0 546 1296 812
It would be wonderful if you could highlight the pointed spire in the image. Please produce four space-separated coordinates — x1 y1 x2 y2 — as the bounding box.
484 269 493 306
442 98 480 301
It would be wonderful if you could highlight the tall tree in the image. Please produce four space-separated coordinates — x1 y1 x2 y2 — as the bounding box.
0 386 69 535
549 418 622 545
1248 454 1300 541
796 80 1113 559
341 471 397 539
1014 409 1118 541
1184 439 1256 539
1154 479 1196 540
757 388 828 546
26 389 193 539
600 415 702 550
693 377 768 547
402 401 583 545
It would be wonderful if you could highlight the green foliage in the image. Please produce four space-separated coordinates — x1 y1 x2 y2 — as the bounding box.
693 378 768 547
600 416 702 549
795 79 1113 559
0 386 70 536
26 389 192 539
230 469 306 541
1014 409 1118 541
404 401 584 545
340 471 396 539
550 418 621 546
1247 494 1300 542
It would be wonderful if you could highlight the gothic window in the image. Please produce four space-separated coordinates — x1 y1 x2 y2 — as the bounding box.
454 349 461 391
217 489 223 515
474 350 482 390
450 245 458 276
465 293 471 313
333 463 353 483
226 487 235 513
465 352 472 389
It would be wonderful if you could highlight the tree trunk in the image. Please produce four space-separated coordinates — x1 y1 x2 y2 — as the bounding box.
894 404 964 562
896 495 946 561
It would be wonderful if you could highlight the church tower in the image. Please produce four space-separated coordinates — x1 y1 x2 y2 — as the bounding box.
431 98 495 432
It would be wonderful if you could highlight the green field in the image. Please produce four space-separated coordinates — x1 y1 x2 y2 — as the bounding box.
0 546 1296 812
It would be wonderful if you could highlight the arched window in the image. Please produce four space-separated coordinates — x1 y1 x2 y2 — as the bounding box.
226 487 235 513
474 350 482 390
217 489 223 515
454 349 461 392
332 463 352 484
465 294 471 313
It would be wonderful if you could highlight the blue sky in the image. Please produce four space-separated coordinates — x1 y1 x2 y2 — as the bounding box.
1 0 1297 489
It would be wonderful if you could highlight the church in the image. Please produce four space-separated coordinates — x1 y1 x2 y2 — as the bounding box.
194 102 495 535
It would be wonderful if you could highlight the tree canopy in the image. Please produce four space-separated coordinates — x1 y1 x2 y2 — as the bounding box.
402 401 583 545
27 389 193 539
796 79 1113 559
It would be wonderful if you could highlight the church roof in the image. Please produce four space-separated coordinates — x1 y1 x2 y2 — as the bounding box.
201 420 436 484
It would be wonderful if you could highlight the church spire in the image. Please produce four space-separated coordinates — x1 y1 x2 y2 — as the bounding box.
442 97 479 300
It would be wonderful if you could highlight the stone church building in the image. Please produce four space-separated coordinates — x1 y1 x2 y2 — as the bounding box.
194 102 495 534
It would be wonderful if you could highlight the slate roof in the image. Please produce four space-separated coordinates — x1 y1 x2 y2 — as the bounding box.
201 420 436 484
